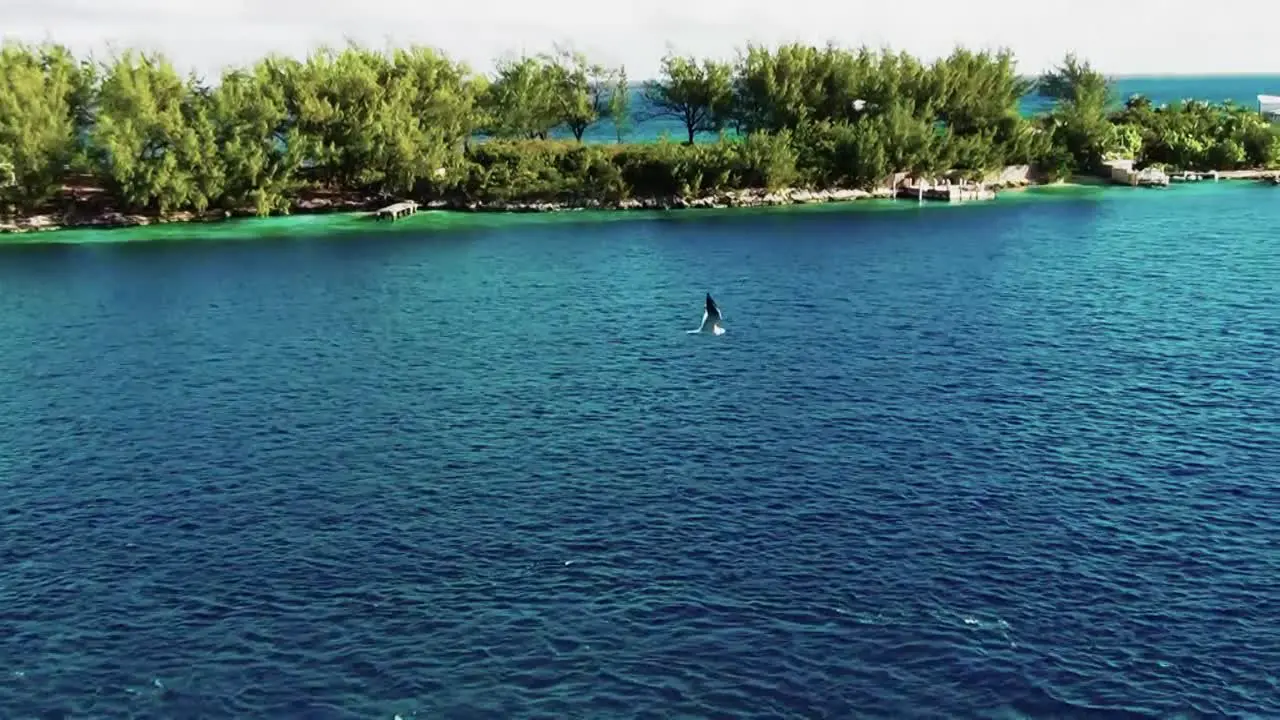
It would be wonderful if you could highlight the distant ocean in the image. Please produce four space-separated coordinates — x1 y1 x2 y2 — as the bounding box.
559 74 1280 144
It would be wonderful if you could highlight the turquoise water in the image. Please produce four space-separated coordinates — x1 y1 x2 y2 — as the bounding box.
566 74 1280 143
1 180 1278 718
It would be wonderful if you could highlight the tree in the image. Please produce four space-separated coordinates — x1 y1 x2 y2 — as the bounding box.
38 43 99 171
5 38 1277 223
609 67 631 143
731 43 827 134
90 50 221 213
1037 53 1115 172
0 156 15 216
387 46 487 194
643 52 734 144
545 45 619 142
277 45 396 190
0 42 82 209
1037 53 1111 110
483 55 561 140
208 63 312 215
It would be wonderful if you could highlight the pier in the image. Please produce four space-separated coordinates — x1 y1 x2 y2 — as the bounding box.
1170 170 1220 183
373 201 419 221
896 182 997 203
1105 161 1280 187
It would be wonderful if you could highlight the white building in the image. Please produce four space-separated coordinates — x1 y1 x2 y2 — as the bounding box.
1259 94 1280 121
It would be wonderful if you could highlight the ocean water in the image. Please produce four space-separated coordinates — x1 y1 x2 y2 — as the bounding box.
565 74 1280 143
2 181 1280 719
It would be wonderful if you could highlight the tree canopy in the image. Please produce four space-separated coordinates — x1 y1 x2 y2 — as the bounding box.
643 52 735 144
1 38 1277 222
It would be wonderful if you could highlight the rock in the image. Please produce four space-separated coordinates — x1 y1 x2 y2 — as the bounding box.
830 189 868 202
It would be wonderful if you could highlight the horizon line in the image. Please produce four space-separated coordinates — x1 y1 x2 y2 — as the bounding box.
5 33 1280 84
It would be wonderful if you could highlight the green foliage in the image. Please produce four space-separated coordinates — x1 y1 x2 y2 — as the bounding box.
609 68 632 143
1034 57 1280 174
1037 53 1110 110
1106 123 1145 160
792 120 889 189
612 140 705 196
732 43 831 132
730 44 1042 178
1037 54 1114 173
1113 98 1280 170
208 64 311 215
461 131 798 201
1 40 1275 221
462 140 625 202
479 47 625 144
0 42 84 208
544 45 621 142
733 130 799 190
643 53 735 144
483 55 561 140
90 50 220 213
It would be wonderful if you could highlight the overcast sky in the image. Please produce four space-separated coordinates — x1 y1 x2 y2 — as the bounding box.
4 0 1278 80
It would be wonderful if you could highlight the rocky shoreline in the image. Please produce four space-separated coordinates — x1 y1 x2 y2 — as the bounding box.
434 185 901 214
3 164 1274 235
0 186 890 234
0 183 1014 235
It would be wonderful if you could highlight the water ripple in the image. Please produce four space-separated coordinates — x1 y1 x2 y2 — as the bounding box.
1 185 1278 718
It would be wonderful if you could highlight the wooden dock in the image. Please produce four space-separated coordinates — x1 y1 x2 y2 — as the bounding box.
373 201 419 221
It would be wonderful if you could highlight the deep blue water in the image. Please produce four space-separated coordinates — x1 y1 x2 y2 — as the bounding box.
565 74 1280 143
2 183 1280 719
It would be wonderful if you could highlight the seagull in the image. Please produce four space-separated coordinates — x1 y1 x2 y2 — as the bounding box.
689 292 726 335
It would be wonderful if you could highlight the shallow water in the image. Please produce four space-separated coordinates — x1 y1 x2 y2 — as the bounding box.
1 182 1278 719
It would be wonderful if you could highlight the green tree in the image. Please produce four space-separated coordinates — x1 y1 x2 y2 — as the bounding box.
733 130 799 190
732 43 827 133
545 45 619 142
208 63 311 215
643 52 734 144
0 42 82 210
90 50 221 213
1037 53 1115 172
387 46 486 194
7 38 1279 226
34 43 99 172
483 55 561 140
1107 123 1144 160
279 46 392 189
609 67 632 143
1037 53 1110 109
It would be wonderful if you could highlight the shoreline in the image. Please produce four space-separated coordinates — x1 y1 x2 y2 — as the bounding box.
2 169 1277 237
0 178 998 235
0 186 918 235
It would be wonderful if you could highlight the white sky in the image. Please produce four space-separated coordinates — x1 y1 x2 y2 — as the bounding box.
3 0 1278 80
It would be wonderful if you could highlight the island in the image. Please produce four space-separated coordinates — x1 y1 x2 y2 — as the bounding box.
2 41 1278 234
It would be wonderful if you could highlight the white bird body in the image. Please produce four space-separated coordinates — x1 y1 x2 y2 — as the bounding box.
688 293 726 335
